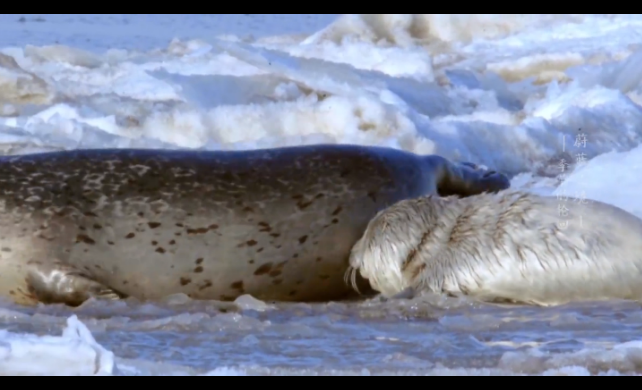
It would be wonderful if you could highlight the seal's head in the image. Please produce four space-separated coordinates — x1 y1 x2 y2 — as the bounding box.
451 161 511 196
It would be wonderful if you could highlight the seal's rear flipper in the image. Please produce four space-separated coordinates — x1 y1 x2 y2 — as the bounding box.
26 264 125 307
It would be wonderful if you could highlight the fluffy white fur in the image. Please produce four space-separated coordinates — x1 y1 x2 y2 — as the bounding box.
348 190 642 306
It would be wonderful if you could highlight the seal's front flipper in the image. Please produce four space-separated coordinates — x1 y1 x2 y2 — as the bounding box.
26 264 125 307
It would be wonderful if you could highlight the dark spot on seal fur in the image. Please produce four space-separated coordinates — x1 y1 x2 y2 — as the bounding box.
272 279 283 285
180 277 191 286
297 200 313 210
76 234 95 245
107 241 114 245
156 247 166 254
176 223 184 228
316 257 322 262
332 219 339 224
246 240 258 247
148 222 161 229
199 280 213 291
231 281 244 290
187 227 209 235
208 224 219 230
298 235 308 244
257 247 264 253
269 270 282 277
84 211 98 217
292 194 314 209
194 266 204 273
1 247 11 252
332 206 343 216
243 206 254 213
254 263 273 276
270 233 281 238
248 260 255 264
169 240 176 245
195 258 204 265
292 253 299 258
93 223 103 230
138 212 145 217
258 222 272 232
125 233 135 239
151 241 158 246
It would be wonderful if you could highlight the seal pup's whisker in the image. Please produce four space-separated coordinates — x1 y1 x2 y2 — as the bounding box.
351 266 361 295
344 266 362 295
343 266 351 287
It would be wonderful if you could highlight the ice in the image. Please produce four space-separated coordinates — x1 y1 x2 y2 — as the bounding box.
556 144 642 218
0 53 53 105
1 14 642 375
0 315 115 376
234 295 274 312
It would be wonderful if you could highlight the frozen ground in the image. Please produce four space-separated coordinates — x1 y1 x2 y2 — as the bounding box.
1 14 642 376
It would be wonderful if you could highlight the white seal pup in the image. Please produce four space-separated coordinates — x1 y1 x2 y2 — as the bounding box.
348 190 642 306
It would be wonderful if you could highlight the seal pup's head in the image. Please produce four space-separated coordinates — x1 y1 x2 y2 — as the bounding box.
346 195 461 297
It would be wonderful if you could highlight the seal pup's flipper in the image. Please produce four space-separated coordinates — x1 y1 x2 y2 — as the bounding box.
26 263 125 307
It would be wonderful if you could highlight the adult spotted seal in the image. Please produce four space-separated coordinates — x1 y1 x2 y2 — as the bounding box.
348 190 642 306
0 144 509 306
